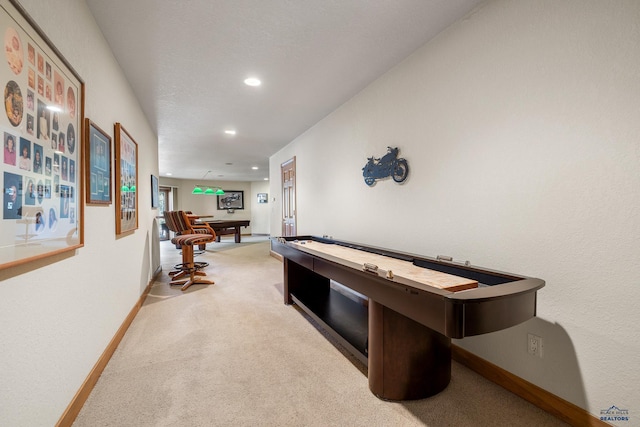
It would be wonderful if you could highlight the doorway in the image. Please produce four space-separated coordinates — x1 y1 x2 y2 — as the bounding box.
158 186 172 240
281 157 296 236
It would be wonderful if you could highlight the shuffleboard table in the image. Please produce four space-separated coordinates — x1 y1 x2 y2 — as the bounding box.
271 236 545 401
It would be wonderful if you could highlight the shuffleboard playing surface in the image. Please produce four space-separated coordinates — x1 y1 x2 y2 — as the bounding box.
290 240 477 292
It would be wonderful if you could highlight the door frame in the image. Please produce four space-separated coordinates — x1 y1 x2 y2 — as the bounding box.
281 157 296 236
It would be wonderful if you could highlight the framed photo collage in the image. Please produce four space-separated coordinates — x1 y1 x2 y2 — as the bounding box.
0 0 139 270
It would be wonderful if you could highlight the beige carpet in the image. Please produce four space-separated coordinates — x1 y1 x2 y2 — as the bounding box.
73 237 567 426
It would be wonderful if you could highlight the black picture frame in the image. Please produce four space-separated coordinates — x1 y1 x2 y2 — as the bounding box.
217 190 244 210
150 174 158 208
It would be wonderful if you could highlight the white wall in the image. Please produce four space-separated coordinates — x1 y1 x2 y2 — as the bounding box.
0 1 160 425
270 0 640 421
250 180 270 234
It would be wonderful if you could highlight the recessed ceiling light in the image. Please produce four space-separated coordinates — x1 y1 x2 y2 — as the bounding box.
224 130 236 135
244 77 261 87
263 178 269 181
251 166 258 170
166 172 172 176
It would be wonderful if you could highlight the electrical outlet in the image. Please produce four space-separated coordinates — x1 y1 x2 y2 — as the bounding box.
528 333 543 358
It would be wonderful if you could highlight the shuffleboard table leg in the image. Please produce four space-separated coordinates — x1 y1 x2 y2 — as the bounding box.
368 299 451 400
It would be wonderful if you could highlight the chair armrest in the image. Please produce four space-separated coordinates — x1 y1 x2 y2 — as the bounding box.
190 223 217 238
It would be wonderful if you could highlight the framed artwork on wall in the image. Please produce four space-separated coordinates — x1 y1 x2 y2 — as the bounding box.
84 118 111 204
114 122 137 235
150 174 158 208
217 190 244 210
0 0 84 269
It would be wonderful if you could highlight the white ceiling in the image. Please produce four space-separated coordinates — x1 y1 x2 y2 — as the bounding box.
85 0 484 181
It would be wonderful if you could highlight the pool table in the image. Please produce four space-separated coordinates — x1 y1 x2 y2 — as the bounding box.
205 219 250 243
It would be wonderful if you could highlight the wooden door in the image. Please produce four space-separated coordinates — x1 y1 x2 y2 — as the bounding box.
281 157 296 236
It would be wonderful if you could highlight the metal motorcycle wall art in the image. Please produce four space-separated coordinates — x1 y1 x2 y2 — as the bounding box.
362 146 409 186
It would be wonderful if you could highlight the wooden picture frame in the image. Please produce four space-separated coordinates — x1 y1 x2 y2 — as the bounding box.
0 0 84 270
217 190 244 210
84 118 111 204
114 123 137 235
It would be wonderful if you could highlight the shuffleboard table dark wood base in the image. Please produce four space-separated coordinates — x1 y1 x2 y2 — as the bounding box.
271 236 544 401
